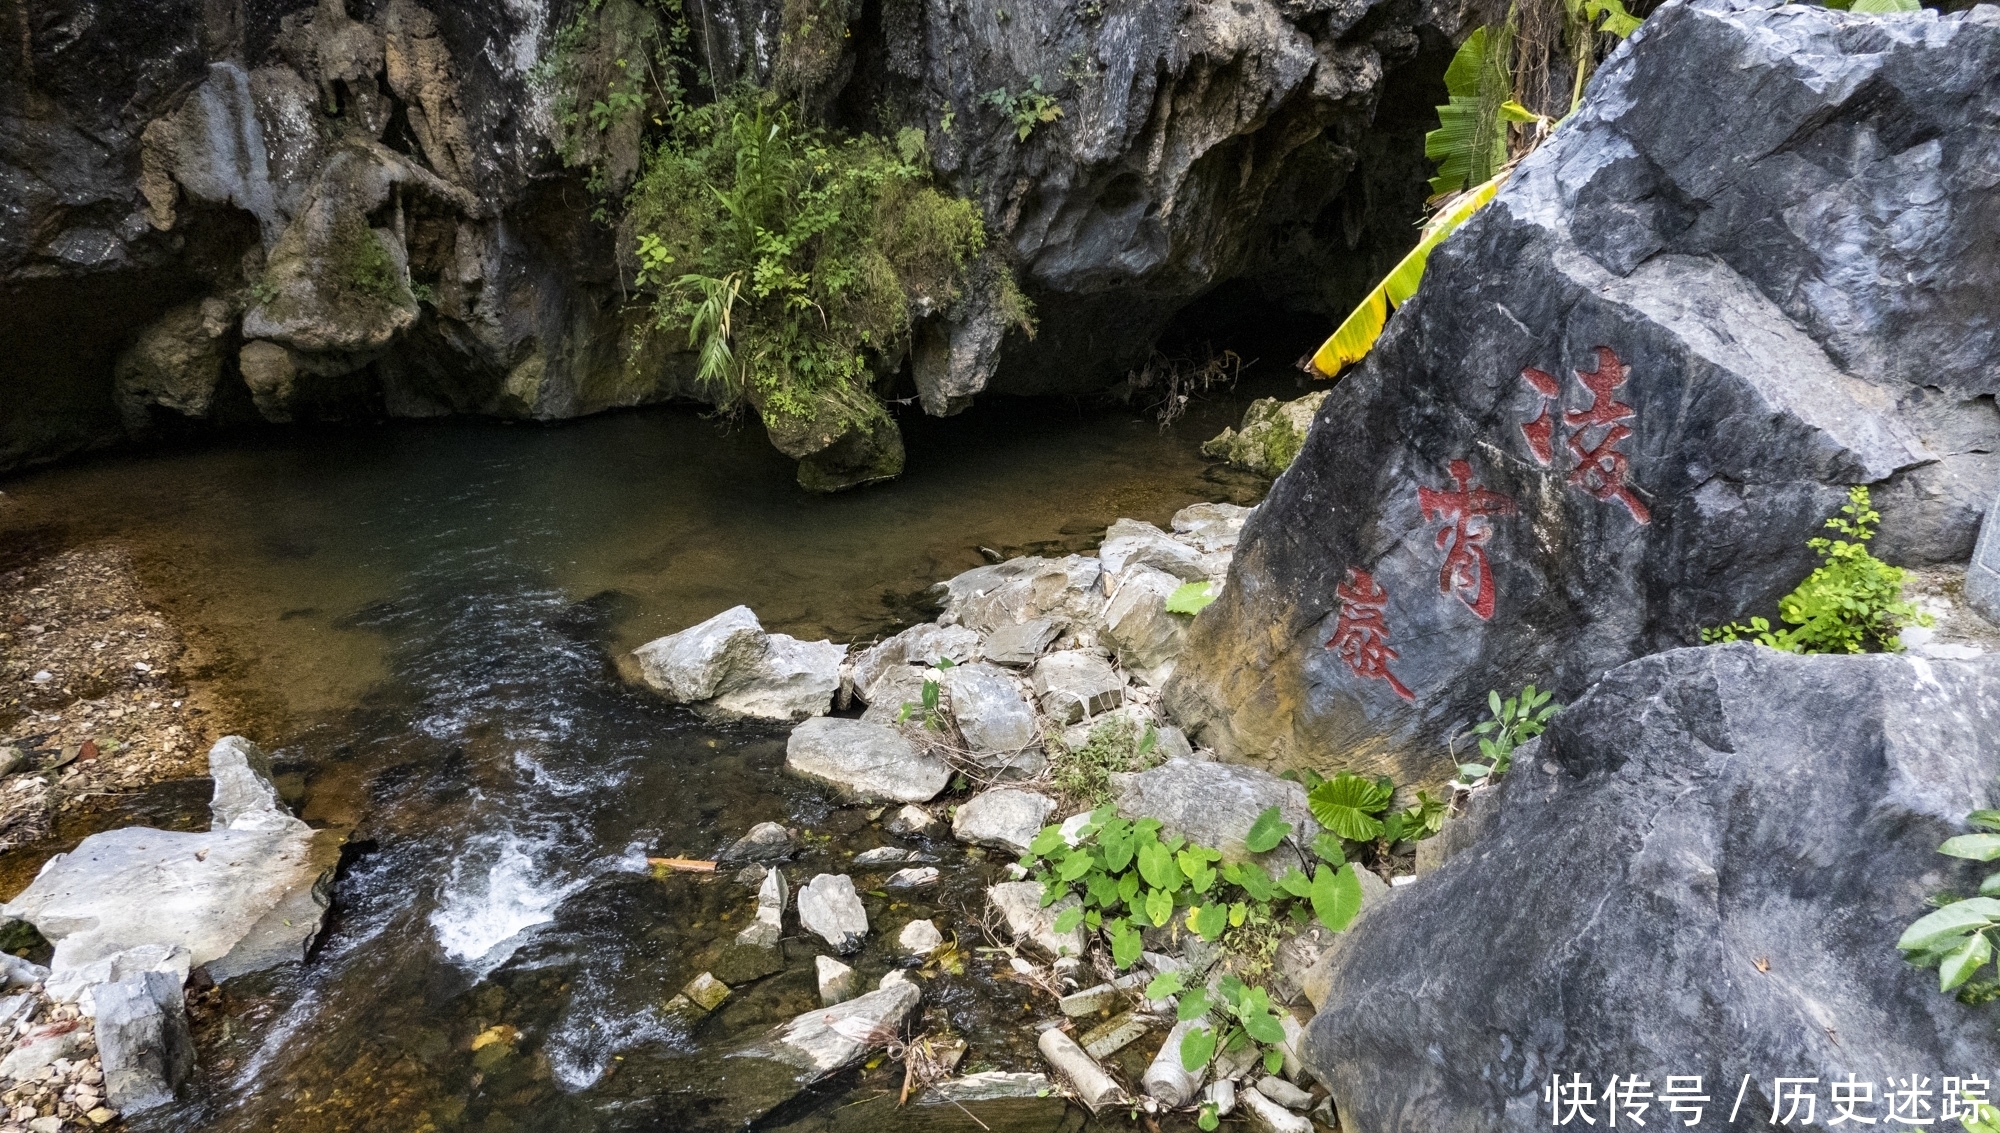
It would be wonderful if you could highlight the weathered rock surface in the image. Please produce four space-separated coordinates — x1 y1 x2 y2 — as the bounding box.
1109 758 1319 865
784 718 951 803
987 880 1085 959
632 606 767 703
983 618 1063 668
852 624 983 702
632 606 844 721
1101 565 1191 688
1304 645 2000 1131
1 736 342 997
885 805 938 835
940 557 1106 637
896 918 943 956
816 955 856 1006
1202 392 1328 477
796 873 869 954
884 866 939 889
952 788 1057 854
736 866 787 948
1169 0 2000 787
1032 650 1125 725
928 1070 1054 1102
1170 502 1255 555
939 662 1039 753
720 821 796 863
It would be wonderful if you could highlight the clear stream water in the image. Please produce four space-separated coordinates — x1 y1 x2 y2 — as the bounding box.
0 389 1283 1132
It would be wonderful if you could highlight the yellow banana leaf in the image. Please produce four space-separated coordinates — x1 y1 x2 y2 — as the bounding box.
1309 171 1508 378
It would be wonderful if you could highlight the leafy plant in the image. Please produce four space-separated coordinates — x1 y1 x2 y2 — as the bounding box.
1454 685 1560 788
1166 971 1293 1075
1047 713 1162 805
1703 487 1930 655
1899 806 2000 998
1166 580 1216 616
1823 0 1920 10
896 657 957 731
1307 772 1394 841
1425 26 1541 198
981 77 1064 141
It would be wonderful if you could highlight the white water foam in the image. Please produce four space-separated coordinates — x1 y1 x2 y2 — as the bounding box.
430 833 587 977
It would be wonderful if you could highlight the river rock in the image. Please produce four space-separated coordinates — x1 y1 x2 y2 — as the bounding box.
2 737 343 996
736 866 787 948
1108 758 1319 865
0 1023 84 1083
763 980 921 1075
851 623 984 702
1305 645 2000 1131
1081 1011 1151 1059
1032 651 1125 725
796 874 868 954
938 557 1107 637
1099 519 1208 583
952 788 1057 854
885 805 938 835
701 634 845 723
884 867 939 889
1171 502 1256 554
928 1070 1055 1102
1201 393 1328 477
91 969 189 1114
816 955 856 1006
720 821 796 863
1168 0 2000 787
936 662 1039 752
983 618 1063 668
632 606 767 702
784 718 951 803
1141 1017 1207 1106
897 918 943 956
857 664 931 726
987 880 1085 959
851 846 911 866
1101 565 1191 688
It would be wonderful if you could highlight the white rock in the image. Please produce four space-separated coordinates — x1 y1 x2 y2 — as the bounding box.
816 955 857 1006
885 805 937 834
0 1026 84 1082
1099 519 1207 581
880 969 917 990
1101 566 1189 688
761 981 922 1076
1205 1078 1238 1118
1038 1028 1125 1112
884 866 939 889
94 971 192 1113
939 662 1039 752
206 736 301 833
703 634 845 723
1241 1083 1315 1133
797 874 869 954
937 556 1106 635
737 867 788 948
785 718 951 802
1256 1075 1314 1110
953 788 1057 854
987 881 1086 959
898 918 943 956
852 846 912 866
1170 502 1254 553
631 605 767 702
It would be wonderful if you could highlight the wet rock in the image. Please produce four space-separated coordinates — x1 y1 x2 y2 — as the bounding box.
885 805 938 835
1304 646 2000 1131
1080 1011 1151 1059
851 846 911 867
1141 1017 1207 1106
1059 972 1146 1017
764 980 921 1075
1099 520 1208 583
816 955 856 1006
720 821 796 864
706 940 787 985
702 634 846 723
851 624 983 702
1031 651 1125 725
952 788 1057 854
796 874 868 954
987 881 1085 959
1256 1075 1314 1110
928 1070 1054 1102
665 971 731 1015
883 867 939 889
939 662 1039 753
1241 1085 1315 1133
1108 758 1320 865
879 969 917 991
1101 566 1191 688
897 919 943 956
1201 393 1328 477
784 718 951 803
1 737 343 995
983 618 1064 668
206 736 297 833
735 866 787 949
1169 0 2000 786
631 606 767 703
1037 1028 1125 1112
112 298 234 431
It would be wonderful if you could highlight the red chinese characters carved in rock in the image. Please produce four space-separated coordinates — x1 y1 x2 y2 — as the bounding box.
1326 568 1415 701
1519 366 1560 465
1563 346 1651 524
1417 458 1518 620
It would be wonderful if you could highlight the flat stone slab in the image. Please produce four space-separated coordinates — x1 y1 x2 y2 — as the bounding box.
1080 1010 1152 1059
785 718 951 803
756 980 923 1076
983 618 1062 668
939 662 1038 752
927 1070 1055 1102
952 788 1056 854
884 866 939 889
797 873 868 954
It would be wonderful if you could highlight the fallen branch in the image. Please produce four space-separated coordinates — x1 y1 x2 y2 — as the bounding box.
647 857 718 873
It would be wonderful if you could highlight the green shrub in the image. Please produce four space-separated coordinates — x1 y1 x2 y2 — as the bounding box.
1453 685 1559 788
1704 486 1929 654
625 92 987 425
1899 805 2000 1000
1047 713 1162 806
980 77 1063 141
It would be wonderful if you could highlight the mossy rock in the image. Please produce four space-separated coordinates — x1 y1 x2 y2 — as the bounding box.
1202 390 1328 477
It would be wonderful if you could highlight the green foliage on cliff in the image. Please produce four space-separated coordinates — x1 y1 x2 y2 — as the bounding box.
625 92 986 422
1704 487 1930 654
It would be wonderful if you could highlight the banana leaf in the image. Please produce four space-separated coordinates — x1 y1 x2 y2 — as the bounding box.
1308 172 1507 377
1425 25 1514 197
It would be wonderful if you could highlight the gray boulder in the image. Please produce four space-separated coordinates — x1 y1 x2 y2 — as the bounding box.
735 866 787 948
631 606 767 703
1967 491 2000 624
93 970 194 1114
796 873 869 954
700 634 845 723
1099 519 1208 582
784 718 951 803
851 623 984 702
749 980 921 1077
1032 650 1125 725
1168 0 2000 787
938 556 1107 637
952 788 1057 854
940 662 1039 753
988 880 1086 959
1101 565 1191 688
719 821 795 863
1108 758 1319 865
207 735 297 833
1304 645 2000 1131
1171 502 1256 554
983 618 1064 668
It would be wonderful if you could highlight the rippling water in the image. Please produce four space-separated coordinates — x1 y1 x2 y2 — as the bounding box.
0 390 1284 1131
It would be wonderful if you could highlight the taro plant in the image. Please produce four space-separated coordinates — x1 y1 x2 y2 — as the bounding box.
1454 684 1560 788
1023 805 1364 971
1295 769 1447 854
1898 806 2000 1000
1704 486 1930 655
1145 967 1294 1083
1166 580 1217 616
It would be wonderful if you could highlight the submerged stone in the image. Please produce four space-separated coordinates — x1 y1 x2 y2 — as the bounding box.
1200 392 1326 477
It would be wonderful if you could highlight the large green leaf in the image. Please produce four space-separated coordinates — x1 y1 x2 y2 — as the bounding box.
1146 886 1176 928
1941 833 2000 862
1245 806 1292 854
1179 1024 1218 1072
1850 0 1920 11
1191 902 1229 940
1166 581 1216 616
1942 931 1993 991
1425 26 1512 197
1307 773 1393 841
1311 862 1365 932
1111 921 1144 968
1223 860 1277 902
1138 841 1183 891
1898 898 2000 952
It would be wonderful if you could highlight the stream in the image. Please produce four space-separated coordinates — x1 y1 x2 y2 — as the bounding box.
0 388 1282 1132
